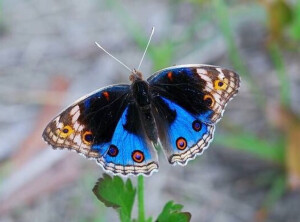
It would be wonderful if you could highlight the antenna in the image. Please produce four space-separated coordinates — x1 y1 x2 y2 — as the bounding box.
137 27 155 70
95 42 133 72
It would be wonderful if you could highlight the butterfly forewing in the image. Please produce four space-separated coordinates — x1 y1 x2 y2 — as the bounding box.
42 85 131 158
148 64 240 124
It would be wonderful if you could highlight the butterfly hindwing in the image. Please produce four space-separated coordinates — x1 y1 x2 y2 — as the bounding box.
148 64 240 124
95 103 158 175
43 84 158 175
153 96 215 164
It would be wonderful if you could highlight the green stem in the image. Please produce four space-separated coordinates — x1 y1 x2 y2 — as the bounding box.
137 175 145 222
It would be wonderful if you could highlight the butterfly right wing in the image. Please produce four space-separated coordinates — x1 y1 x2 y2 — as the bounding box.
148 65 240 165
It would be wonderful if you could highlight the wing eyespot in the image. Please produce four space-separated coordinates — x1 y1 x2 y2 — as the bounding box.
203 94 215 108
108 145 119 157
82 131 93 145
192 120 202 132
132 150 145 163
214 78 228 90
58 125 74 138
176 137 187 150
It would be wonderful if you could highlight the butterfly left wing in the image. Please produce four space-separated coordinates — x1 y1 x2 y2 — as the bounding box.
148 64 240 164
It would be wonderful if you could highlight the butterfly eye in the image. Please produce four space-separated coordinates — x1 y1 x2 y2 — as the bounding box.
132 150 145 163
82 131 93 145
214 78 228 90
176 137 187 150
59 125 74 138
108 145 119 157
203 94 215 108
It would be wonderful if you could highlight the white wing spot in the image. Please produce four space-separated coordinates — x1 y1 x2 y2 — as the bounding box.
70 105 79 115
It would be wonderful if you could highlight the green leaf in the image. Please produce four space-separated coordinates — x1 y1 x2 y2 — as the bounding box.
156 201 191 222
93 174 136 222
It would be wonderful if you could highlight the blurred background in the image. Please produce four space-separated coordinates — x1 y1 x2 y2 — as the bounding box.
0 0 300 221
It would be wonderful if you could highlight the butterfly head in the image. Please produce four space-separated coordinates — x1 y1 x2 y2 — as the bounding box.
129 69 143 82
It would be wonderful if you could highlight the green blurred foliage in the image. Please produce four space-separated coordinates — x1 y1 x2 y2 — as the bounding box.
289 0 300 40
263 0 293 42
215 131 285 164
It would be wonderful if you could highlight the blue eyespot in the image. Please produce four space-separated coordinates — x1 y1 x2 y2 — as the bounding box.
132 150 144 163
192 120 202 132
108 145 119 157
176 137 187 150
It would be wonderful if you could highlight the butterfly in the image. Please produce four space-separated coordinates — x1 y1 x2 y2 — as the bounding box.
42 63 240 176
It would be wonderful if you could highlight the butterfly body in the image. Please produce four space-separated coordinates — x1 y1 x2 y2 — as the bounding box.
43 64 240 176
130 73 159 143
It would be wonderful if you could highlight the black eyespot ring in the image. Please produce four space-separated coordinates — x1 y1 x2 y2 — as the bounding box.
176 137 187 150
108 145 119 157
203 94 214 107
192 120 202 132
132 150 145 163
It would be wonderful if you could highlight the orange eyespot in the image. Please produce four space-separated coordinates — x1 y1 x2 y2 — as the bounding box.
59 125 73 138
132 150 145 163
82 131 93 145
203 94 215 108
176 137 187 150
214 78 228 90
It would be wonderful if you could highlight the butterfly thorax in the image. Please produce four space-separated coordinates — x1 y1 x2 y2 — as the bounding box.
131 79 151 107
131 76 158 144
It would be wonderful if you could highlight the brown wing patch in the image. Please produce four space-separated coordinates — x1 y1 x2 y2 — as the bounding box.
42 105 100 159
196 66 240 123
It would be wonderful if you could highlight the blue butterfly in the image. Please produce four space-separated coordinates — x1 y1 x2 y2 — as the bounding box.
43 64 240 176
